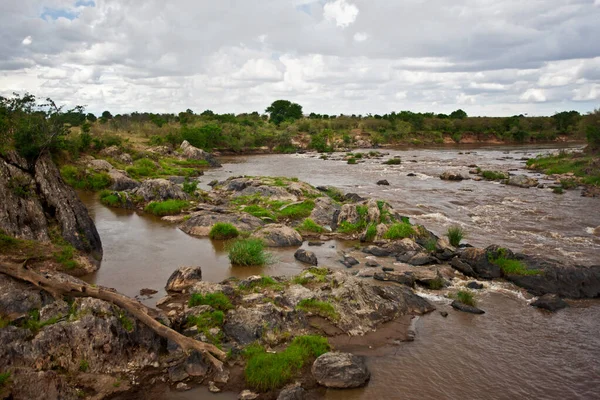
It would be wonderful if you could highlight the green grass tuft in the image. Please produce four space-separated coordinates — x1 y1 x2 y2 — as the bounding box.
492 257 542 276
227 238 272 266
363 224 377 242
278 200 315 220
446 225 465 247
456 290 476 307
244 335 330 391
383 222 415 239
296 299 339 320
297 218 325 233
428 276 445 290
79 359 89 372
0 372 11 387
189 292 233 311
481 170 508 181
209 223 239 240
383 158 401 165
187 310 225 345
239 275 283 291
144 200 190 216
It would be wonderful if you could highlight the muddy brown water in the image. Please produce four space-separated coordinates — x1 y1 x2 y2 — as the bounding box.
79 144 600 399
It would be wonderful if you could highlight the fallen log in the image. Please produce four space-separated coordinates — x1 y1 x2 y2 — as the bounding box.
0 261 226 371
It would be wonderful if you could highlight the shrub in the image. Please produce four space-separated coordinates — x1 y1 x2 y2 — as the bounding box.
126 158 158 178
60 165 112 191
144 200 190 216
424 238 438 252
383 222 415 239
209 223 239 240
347 157 357 164
244 335 329 391
189 292 233 311
383 158 401 165
456 290 476 307
54 245 78 270
296 299 339 320
297 218 325 233
428 277 445 290
553 187 564 194
227 238 271 266
446 225 465 247
79 360 89 372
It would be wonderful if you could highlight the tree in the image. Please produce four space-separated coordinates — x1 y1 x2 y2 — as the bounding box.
585 109 600 153
265 100 303 125
101 110 113 119
86 113 97 122
450 109 468 119
552 110 580 134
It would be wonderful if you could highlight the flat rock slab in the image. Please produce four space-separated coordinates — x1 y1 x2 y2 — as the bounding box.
451 300 485 314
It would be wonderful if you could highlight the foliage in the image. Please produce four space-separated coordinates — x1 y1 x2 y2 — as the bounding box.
244 335 329 391
491 257 541 276
456 290 476 306
296 299 339 320
265 100 303 125
347 157 357 164
239 275 283 291
428 277 445 290
227 238 271 266
182 179 198 195
481 170 508 181
189 292 233 311
383 158 401 165
0 372 10 387
278 200 314 220
527 152 599 186
187 310 225 345
117 311 134 332
446 225 465 247
297 218 325 233
79 360 89 372
383 222 415 239
363 224 377 242
60 165 112 191
209 223 240 240
144 200 190 216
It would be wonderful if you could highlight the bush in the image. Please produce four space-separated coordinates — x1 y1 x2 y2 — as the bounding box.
144 200 190 216
126 158 158 179
363 224 377 242
60 165 112 191
446 225 465 247
456 290 476 306
244 335 329 391
209 223 239 240
347 157 357 164
383 222 415 239
189 292 233 311
227 238 271 266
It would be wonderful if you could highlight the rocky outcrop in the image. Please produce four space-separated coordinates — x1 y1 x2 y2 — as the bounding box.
223 302 285 345
166 266 203 292
530 294 568 312
0 152 102 265
252 224 303 247
180 140 221 167
309 197 340 229
180 209 264 237
311 352 370 388
507 174 539 188
108 169 139 191
132 178 189 202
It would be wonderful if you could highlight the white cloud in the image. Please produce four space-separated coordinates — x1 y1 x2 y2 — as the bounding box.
520 88 547 102
22 36 32 45
323 0 359 28
353 32 368 42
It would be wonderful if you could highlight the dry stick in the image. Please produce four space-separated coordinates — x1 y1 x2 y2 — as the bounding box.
0 261 226 371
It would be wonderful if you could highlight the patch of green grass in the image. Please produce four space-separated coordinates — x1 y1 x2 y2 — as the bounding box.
0 316 10 329
244 335 330 391
243 205 276 220
117 311 134 332
481 170 508 181
347 157 357 164
363 223 377 242
0 372 11 387
53 244 79 270
492 257 542 276
227 238 272 266
553 187 564 194
323 187 345 202
189 292 233 311
239 275 284 291
0 229 17 249
456 290 476 307
60 165 112 191
428 277 445 290
125 158 158 179
446 225 465 247
560 178 578 189
209 223 240 240
383 222 415 240
144 200 190 216
182 179 198 195
187 310 225 345
297 218 325 234
424 238 438 252
17 309 61 333
526 153 599 185
383 158 401 165
79 359 89 372
296 299 339 320
278 200 315 220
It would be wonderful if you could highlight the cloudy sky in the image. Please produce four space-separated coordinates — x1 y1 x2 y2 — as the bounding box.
1 0 600 116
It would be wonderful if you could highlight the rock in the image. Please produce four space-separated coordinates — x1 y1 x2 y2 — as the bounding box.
592 226 600 237
208 381 221 393
239 390 259 400
282 285 315 307
343 256 359 266
184 351 209 377
168 364 189 382
343 193 365 203
531 294 569 312
308 241 324 246
309 197 341 229
117 153 133 164
365 199 381 224
165 266 202 292
362 246 391 257
180 209 264 237
507 174 539 188
466 282 484 290
440 171 465 181
582 186 600 197
180 140 222 167
139 288 158 296
277 385 306 400
451 245 507 279
383 238 424 255
451 300 485 314
132 178 189 202
108 170 139 191
382 266 395 272
99 145 122 158
356 268 375 278
311 352 370 388
373 271 414 287
376 179 390 186
406 252 437 266
175 382 190 391
234 184 297 202
294 249 318 266
365 260 380 268
252 224 303 247
440 311 448 317
223 303 284 345
336 203 360 226
87 159 114 172
407 173 416 177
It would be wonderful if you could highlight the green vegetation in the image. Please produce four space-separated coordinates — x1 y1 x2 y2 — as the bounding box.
560 179 578 189
363 223 377 242
424 238 438 252
292 267 329 285
296 299 339 320
14 309 62 333
79 360 89 372
527 151 600 187
383 158 401 165
234 195 314 222
0 372 11 388
428 277 445 290
182 179 198 195
481 170 508 181
347 157 357 164
187 310 225 345
209 223 239 240
492 257 541 276
553 187 564 194
239 275 284 291
144 200 190 216
383 222 415 240
243 335 330 391
60 165 112 191
117 311 134 332
456 290 476 307
278 200 315 220
53 244 79 270
189 292 233 311
446 225 465 247
227 238 272 266
0 229 17 249
0 316 10 329
297 218 325 234
323 187 345 202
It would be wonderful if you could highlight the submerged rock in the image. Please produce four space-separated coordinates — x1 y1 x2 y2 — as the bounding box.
311 352 370 388
531 294 569 312
451 300 485 314
294 249 318 266
376 179 390 186
466 281 484 290
166 266 203 292
277 385 306 400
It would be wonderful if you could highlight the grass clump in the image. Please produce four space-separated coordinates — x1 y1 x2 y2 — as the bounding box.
243 205 276 220
553 187 564 194
428 276 445 290
117 311 134 332
144 199 190 216
481 170 508 181
296 299 339 320
278 200 315 220
446 225 465 247
323 187 345 202
492 257 542 276
79 360 89 372
0 230 17 249
560 178 578 189
383 222 415 240
209 223 239 240
363 224 377 242
189 292 233 311
227 238 271 266
0 372 11 387
125 158 158 179
456 290 476 307
60 165 112 191
239 275 283 291
187 310 225 345
297 218 325 234
244 335 330 391
383 158 401 165
347 157 357 164
182 179 198 195
53 244 79 270
424 238 438 252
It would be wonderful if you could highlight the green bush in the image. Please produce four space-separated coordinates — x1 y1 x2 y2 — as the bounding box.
347 157 357 164
297 218 325 233
126 158 158 178
296 299 339 320
79 360 89 372
244 335 329 391
189 292 233 311
209 223 239 240
456 290 476 306
446 225 465 247
144 200 190 216
227 238 271 266
383 222 415 239
0 372 11 387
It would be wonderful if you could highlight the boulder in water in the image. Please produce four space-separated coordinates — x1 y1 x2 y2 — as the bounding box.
530 294 568 312
294 249 318 266
440 171 466 181
451 300 485 314
311 352 370 388
132 178 188 202
165 266 202 292
507 174 539 188
252 224 303 247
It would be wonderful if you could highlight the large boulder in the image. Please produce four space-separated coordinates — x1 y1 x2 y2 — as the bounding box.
507 174 539 188
336 204 360 227
180 209 264 237
451 245 506 279
311 352 370 388
223 303 284 345
132 178 189 202
108 170 139 191
309 197 340 229
530 294 568 312
180 140 221 167
294 249 318 266
252 224 302 247
165 266 203 292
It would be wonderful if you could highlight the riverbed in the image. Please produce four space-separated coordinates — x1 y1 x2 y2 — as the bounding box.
80 143 600 400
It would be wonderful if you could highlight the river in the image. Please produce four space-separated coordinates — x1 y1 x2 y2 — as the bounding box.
80 143 600 400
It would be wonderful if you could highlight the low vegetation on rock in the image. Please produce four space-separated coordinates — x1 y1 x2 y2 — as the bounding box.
227 238 272 266
209 223 240 240
446 225 465 247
